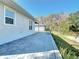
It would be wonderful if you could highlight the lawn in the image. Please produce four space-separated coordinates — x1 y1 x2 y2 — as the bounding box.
51 32 79 59
63 36 79 50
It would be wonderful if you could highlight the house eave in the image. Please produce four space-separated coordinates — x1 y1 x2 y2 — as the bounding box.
0 0 35 20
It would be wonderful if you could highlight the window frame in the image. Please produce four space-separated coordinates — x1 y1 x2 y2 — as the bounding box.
4 6 16 26
29 20 33 30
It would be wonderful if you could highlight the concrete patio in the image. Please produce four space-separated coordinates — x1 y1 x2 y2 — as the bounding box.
0 32 62 59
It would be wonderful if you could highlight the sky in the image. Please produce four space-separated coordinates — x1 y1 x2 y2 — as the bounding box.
15 0 79 17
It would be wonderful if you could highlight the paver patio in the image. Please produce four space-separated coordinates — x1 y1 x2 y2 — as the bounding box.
0 32 62 59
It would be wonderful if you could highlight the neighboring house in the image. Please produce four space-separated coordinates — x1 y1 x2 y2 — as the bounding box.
35 23 45 32
0 0 35 45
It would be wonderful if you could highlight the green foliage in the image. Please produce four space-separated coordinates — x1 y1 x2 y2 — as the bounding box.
52 34 79 59
45 27 50 31
60 48 79 59
35 11 79 34
69 13 79 24
68 12 79 32
45 11 79 34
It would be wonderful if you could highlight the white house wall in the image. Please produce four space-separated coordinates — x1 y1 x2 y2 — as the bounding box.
35 26 45 32
0 3 35 45
35 24 45 32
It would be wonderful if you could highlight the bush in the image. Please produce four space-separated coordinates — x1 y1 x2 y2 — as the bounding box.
52 34 79 59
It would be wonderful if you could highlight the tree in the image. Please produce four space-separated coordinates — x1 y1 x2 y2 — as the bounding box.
68 11 79 38
68 12 79 32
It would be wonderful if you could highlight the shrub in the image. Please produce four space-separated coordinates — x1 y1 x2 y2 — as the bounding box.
52 34 79 59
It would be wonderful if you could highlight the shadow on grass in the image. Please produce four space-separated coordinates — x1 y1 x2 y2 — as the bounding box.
51 34 79 57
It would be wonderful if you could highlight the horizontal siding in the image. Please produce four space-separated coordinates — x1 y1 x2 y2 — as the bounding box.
0 3 35 45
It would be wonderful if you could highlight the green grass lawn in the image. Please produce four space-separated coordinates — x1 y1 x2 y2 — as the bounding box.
51 33 79 59
63 36 79 50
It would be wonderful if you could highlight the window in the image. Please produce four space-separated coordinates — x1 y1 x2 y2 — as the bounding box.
5 17 14 24
5 8 15 24
29 20 32 30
